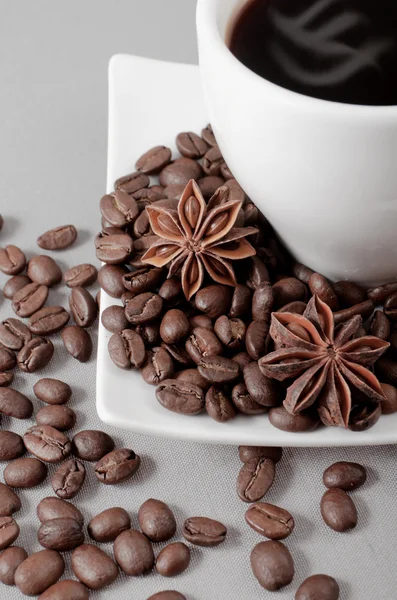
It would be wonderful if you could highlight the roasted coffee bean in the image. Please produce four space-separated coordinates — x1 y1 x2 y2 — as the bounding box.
98 264 128 298
136 322 161 346
115 171 150 194
0 372 13 387
348 402 381 431
251 540 294 591
4 457 47 488
220 163 233 179
51 458 85 499
309 274 339 310
269 405 319 432
323 462 366 491
123 267 163 295
141 347 174 385
101 305 129 333
108 329 146 369
72 544 118 590
0 431 25 461
133 209 151 237
0 388 33 419
37 225 77 250
100 190 139 227
160 309 190 345
380 383 397 414
24 426 71 463
156 379 205 415
15 549 65 596
0 483 21 516
64 263 98 288
195 285 232 318
176 132 208 158
376 355 397 386
96 290 101 307
17 337 54 372
38 579 89 600
38 517 84 551
205 386 236 422
61 326 92 362
368 281 397 304
12 282 49 317
231 383 267 415
202 123 217 146
114 529 154 576
369 310 390 340
189 315 213 330
0 245 26 275
295 574 340 600
159 157 202 187
138 498 177 542
159 277 182 303
198 175 224 199
136 145 172 174
244 203 260 226
69 287 97 328
0 318 31 351
176 368 209 389
333 300 374 325
95 232 133 264
246 257 270 290
198 355 240 384
251 283 273 323
245 320 269 360
245 503 294 540
37 497 84 526
72 430 115 462
272 277 307 308
88 507 130 543
28 306 70 335
384 292 397 321
237 458 275 503
156 542 190 577
202 145 224 176
132 185 163 207
229 284 252 318
34 378 72 405
125 292 163 324
214 316 245 350
320 488 357 532
333 280 366 307
95 448 140 485
27 255 62 287
0 546 27 586
232 352 252 369
0 517 19 549
244 363 279 407
147 592 186 600
0 347 16 372
163 184 185 200
36 405 76 431
239 446 283 464
182 517 226 547
162 343 191 367
279 301 307 314
3 274 31 299
185 327 222 365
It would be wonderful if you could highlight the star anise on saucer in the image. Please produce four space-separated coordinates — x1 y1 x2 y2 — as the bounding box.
258 295 389 428
141 179 258 299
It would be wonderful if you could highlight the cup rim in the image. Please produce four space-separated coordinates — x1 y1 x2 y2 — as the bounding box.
197 0 397 118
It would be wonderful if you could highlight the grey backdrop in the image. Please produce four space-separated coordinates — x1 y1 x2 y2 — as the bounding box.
0 2 396 599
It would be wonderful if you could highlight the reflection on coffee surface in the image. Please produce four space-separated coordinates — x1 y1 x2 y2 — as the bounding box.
230 0 397 105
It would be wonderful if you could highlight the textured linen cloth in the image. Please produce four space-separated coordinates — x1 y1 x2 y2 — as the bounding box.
0 2 397 599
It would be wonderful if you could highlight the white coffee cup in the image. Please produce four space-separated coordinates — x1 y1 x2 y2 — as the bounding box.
196 0 397 287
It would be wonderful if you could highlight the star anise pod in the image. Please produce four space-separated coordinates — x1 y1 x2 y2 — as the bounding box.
141 179 258 299
258 295 389 428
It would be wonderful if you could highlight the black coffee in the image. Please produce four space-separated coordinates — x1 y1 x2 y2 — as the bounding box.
230 0 397 105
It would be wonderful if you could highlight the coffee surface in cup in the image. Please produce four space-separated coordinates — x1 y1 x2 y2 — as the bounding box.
230 0 397 105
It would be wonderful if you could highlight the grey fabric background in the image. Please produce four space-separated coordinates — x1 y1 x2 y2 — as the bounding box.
0 2 396 598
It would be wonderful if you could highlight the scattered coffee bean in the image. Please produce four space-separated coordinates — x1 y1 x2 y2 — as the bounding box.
198 175 225 198
246 256 270 290
273 277 307 308
189 315 212 330
159 157 202 187
333 280 366 307
17 337 54 372
0 431 25 461
348 402 381 431
323 462 367 491
244 362 279 406
115 171 150 194
100 190 139 228
368 281 397 304
0 245 26 275
269 405 320 432
176 132 208 158
384 291 397 322
245 319 269 360
185 327 222 365
0 388 33 419
291 263 315 284
320 488 357 532
278 300 307 314
333 299 374 325
250 540 294 591
33 378 72 405
136 146 172 174
156 379 205 415
0 372 13 387
114 529 155 576
239 446 283 464
232 352 254 368
195 285 232 318
175 368 209 389
202 145 224 176
0 483 21 516
61 325 92 362
37 497 84 526
69 287 98 328
98 263 128 297
95 232 133 264
231 383 267 415
229 284 252 318
27 255 62 287
88 507 130 543
0 546 27 586
147 593 186 600
24 425 71 463
3 274 31 299
182 516 226 547
295 574 340 600
237 458 275 503
369 310 391 340
4 457 47 488
64 263 98 288
0 517 19 550
12 282 49 317
37 225 77 250
380 383 397 414
309 273 339 309
108 329 146 369
138 498 176 543
123 267 164 294
72 544 118 589
202 123 216 146
205 386 236 422
101 305 129 333
198 355 240 384
156 542 190 577
28 305 70 335
15 549 65 596
38 517 84 551
51 458 86 499
0 347 16 372
36 405 76 431
245 502 294 540
125 292 163 324
214 315 245 350
160 309 190 344
72 429 115 462
0 318 32 351
163 184 185 199
95 448 140 485
38 579 89 600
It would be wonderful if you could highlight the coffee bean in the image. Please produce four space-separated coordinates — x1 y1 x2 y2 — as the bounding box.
0 483 21 516
115 171 150 194
0 245 26 275
228 284 251 318
220 163 234 179
69 287 97 328
51 458 86 499
3 274 31 299
123 267 164 294
251 540 294 591
198 175 224 199
176 132 208 158
321 488 357 532
95 448 140 485
195 285 232 318
309 274 339 310
348 401 382 431
245 320 269 360
0 431 25 461
100 190 139 228
175 368 209 390
0 347 16 373
27 255 62 287
232 351 252 369
202 145 224 176
231 383 267 415
237 458 275 502
323 462 366 491
156 379 204 415
61 326 92 362
202 123 216 146
214 316 245 350
95 232 133 264
33 378 72 405
114 529 154 576
384 292 397 322
188 315 212 331
160 309 190 344
138 498 176 542
38 517 84 551
72 544 118 589
4 457 47 488
0 318 32 351
17 337 54 372
333 280 366 307
108 329 146 369
182 516 226 547
88 507 130 543
185 327 222 365
0 372 13 387
36 405 76 431
156 542 190 577
37 497 84 526
98 264 128 298
12 282 49 317
239 446 283 464
244 362 279 407
38 579 89 600
376 355 397 385
163 184 185 200
0 388 33 419
369 310 391 340
24 426 71 463
147 593 186 600
333 299 374 325
269 405 319 432
28 306 70 335
132 209 151 237
245 503 294 540
0 517 19 549
198 355 240 384
72 430 115 462
380 383 397 414
159 158 202 187
101 305 129 333
291 263 314 284
278 301 307 314
368 282 397 304
205 386 236 422
15 549 65 596
64 263 98 288
136 145 172 174
295 574 340 600
246 257 270 290
251 284 273 323
159 277 182 303
37 225 77 250
0 546 27 586
272 277 307 308
125 292 163 325
244 203 260 226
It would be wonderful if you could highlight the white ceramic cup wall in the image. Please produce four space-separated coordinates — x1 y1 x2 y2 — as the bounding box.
196 0 397 287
